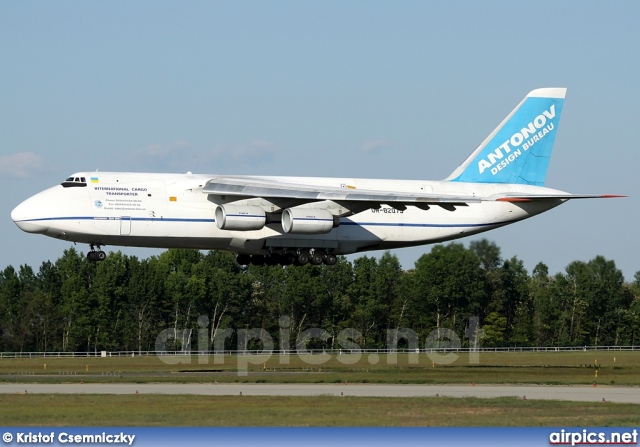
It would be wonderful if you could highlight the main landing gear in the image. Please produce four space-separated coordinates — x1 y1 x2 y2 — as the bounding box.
87 245 106 262
237 249 337 267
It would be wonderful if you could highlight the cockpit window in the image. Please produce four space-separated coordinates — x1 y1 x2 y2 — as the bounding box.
61 175 88 188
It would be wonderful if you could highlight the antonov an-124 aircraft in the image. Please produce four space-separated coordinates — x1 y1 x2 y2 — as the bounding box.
11 88 622 266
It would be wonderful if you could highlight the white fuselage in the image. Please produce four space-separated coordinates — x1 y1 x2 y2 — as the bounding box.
11 172 566 255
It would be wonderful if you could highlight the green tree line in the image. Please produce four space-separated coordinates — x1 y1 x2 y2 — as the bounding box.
1 240 640 353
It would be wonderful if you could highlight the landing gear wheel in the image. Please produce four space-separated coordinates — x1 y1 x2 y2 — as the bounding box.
87 244 107 262
323 254 337 265
309 252 324 265
265 253 281 266
250 255 265 266
295 252 309 266
280 253 295 266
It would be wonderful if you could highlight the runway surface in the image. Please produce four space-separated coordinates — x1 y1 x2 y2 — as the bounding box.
1 383 639 403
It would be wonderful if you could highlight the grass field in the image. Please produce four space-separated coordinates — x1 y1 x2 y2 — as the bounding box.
0 394 638 426
0 351 636 386
1 351 638 426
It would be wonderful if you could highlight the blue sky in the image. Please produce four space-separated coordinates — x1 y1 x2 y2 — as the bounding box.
1 1 637 280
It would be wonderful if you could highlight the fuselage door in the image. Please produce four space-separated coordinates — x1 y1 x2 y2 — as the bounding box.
120 216 131 235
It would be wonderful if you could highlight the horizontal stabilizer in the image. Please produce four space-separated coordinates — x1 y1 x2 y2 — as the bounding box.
495 194 626 203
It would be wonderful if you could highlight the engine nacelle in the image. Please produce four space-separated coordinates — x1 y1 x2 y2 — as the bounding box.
282 208 336 234
215 205 266 231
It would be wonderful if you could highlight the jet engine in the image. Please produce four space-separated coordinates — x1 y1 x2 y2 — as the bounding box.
215 205 266 231
281 207 336 234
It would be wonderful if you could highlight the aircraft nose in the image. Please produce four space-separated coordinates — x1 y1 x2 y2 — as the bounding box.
11 198 49 234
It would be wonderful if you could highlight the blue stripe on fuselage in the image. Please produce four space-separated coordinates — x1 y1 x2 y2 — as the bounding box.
14 216 508 229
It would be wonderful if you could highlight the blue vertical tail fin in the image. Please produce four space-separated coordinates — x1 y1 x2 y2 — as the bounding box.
446 88 566 186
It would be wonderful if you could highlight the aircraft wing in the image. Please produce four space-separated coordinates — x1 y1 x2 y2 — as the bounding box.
202 177 625 210
202 176 480 206
495 194 626 202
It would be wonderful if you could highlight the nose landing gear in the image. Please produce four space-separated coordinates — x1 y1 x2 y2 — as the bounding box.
87 245 106 262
